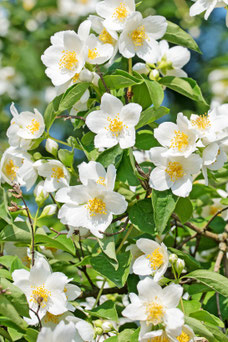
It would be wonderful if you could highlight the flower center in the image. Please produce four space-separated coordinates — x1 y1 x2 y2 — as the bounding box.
5 159 18 180
97 177 106 186
22 256 31 268
146 248 164 271
59 50 78 70
165 161 184 181
106 115 127 137
86 198 107 216
131 25 147 47
99 29 114 45
170 130 189 151
72 73 80 83
147 335 169 342
88 48 99 60
146 301 164 325
209 205 222 216
177 331 190 342
113 2 128 22
26 119 40 135
51 166 64 181
191 114 211 130
79 0 88 3
44 312 62 324
30 285 51 308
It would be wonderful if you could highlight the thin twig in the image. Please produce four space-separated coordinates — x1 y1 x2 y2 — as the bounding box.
96 65 110 93
177 233 198 250
29 308 42 330
50 228 67 239
56 115 86 121
204 207 228 230
79 285 128 299
100 217 129 236
21 197 35 266
112 213 128 223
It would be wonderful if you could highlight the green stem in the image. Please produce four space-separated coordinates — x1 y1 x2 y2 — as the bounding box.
92 278 106 309
128 58 133 76
49 136 71 147
171 263 185 313
116 224 133 254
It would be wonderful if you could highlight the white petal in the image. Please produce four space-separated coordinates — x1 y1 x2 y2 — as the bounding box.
86 110 108 134
103 191 128 215
120 103 142 126
171 175 193 198
78 161 106 185
154 122 177 147
164 308 184 336
132 255 152 276
100 93 123 116
149 167 172 191
162 283 183 308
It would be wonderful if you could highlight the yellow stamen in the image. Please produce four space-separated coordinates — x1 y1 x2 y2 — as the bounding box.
177 331 191 342
146 301 164 325
165 161 184 182
131 25 147 47
170 130 189 151
99 29 114 45
79 0 88 3
147 335 169 342
86 198 107 216
72 73 80 83
191 114 211 130
97 177 106 186
22 256 31 268
5 159 18 180
88 48 99 60
209 205 222 216
59 50 78 70
51 166 64 181
146 248 164 271
30 285 51 308
105 115 127 137
113 2 128 22
44 312 62 324
26 119 40 134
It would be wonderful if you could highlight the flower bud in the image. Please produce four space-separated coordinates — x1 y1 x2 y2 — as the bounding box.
45 138 58 156
33 152 42 160
94 327 103 336
169 253 178 264
34 181 49 206
40 204 57 218
102 321 113 333
175 259 185 275
149 69 160 81
80 69 93 83
133 62 150 75
92 72 100 87
94 320 103 328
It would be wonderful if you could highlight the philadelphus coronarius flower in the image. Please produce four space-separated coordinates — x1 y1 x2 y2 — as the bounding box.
55 162 127 237
96 0 136 31
58 0 98 19
119 12 167 62
12 257 81 323
202 142 227 185
122 277 184 336
0 147 38 190
132 238 169 281
34 159 70 193
86 93 142 149
6 103 45 150
149 147 202 197
189 0 228 27
154 113 198 158
139 324 195 342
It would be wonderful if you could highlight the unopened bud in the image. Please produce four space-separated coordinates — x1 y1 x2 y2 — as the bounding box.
33 152 42 161
169 254 178 264
149 69 160 81
133 62 150 76
175 259 185 275
102 321 113 333
45 138 58 156
94 327 103 336
34 181 49 206
40 204 57 218
94 320 103 328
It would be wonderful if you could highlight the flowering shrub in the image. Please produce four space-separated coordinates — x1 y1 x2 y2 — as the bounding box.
0 1 228 342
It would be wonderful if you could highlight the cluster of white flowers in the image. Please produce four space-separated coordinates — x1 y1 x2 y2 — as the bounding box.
189 0 228 27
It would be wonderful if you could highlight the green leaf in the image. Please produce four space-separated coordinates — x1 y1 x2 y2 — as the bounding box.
133 80 164 110
185 316 216 342
35 234 75 255
190 310 224 328
44 93 62 132
129 199 156 234
205 323 228 342
163 21 201 53
91 252 131 288
159 77 208 107
59 82 90 112
169 248 202 272
98 226 118 267
182 299 201 315
135 130 159 150
144 80 164 109
116 150 140 186
24 328 39 342
136 106 169 129
89 300 118 321
100 70 143 90
174 197 193 223
0 327 13 341
185 270 228 297
58 148 74 167
10 256 27 273
96 145 123 168
118 329 137 342
0 223 31 243
0 298 27 333
151 190 178 235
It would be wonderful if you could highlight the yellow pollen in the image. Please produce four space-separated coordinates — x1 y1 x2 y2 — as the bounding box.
30 285 51 308
97 177 106 186
51 166 64 181
86 198 107 216
113 2 128 22
44 312 62 325
99 29 114 45
22 256 31 268
105 115 127 137
146 248 164 271
146 302 164 325
177 331 190 342
26 119 40 134
79 0 88 3
72 73 80 83
209 205 222 216
192 114 211 130
147 336 169 342
170 130 189 151
5 159 18 180
131 25 147 47
88 48 99 60
59 50 78 70
165 161 184 182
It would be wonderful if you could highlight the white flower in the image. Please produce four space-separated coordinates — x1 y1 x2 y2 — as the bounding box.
34 180 49 205
208 69 228 104
34 159 70 192
58 0 98 19
119 12 167 62
55 180 128 238
41 311 74 329
41 30 86 87
169 325 195 342
156 40 190 77
86 93 142 149
3 242 43 268
67 316 94 341
149 147 202 197
45 138 58 156
6 103 45 150
190 0 228 23
202 142 227 185
122 277 184 336
132 62 150 75
132 238 169 281
0 147 38 191
154 113 198 157
202 197 228 221
41 204 58 217
37 321 76 342
78 161 116 191
96 0 136 31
